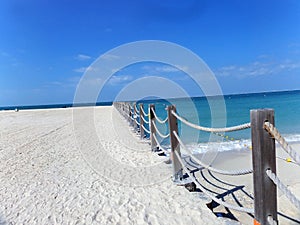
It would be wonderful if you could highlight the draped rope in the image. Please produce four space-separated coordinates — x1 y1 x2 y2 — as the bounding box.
151 107 168 124
174 150 254 213
264 122 300 165
266 169 300 210
173 131 253 176
267 216 278 225
171 110 251 133
141 124 150 134
152 121 170 139
134 104 140 115
140 105 148 117
152 133 169 154
140 114 149 124
134 118 140 126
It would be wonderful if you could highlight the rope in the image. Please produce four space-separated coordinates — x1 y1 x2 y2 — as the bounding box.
134 105 140 115
266 169 300 210
140 114 149 124
171 110 251 133
141 124 151 134
151 107 168 124
174 150 254 213
264 122 300 165
140 106 148 117
267 216 278 225
173 131 253 176
134 118 140 126
152 121 170 139
152 133 169 154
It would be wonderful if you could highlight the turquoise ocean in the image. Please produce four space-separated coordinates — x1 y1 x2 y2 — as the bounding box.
2 90 299 154
137 90 300 153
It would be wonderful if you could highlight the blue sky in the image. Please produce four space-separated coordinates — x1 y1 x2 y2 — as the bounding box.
0 0 300 106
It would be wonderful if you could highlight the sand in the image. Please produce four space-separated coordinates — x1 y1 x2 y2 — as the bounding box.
0 106 236 225
189 146 300 225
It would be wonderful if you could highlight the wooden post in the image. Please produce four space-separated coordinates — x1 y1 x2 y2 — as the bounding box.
140 103 145 139
149 104 157 150
128 103 132 124
251 109 277 225
167 105 183 182
133 103 137 130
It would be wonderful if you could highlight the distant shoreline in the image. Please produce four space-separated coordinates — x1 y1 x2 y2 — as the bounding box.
0 101 113 111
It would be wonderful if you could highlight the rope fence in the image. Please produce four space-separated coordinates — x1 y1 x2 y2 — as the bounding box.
267 216 278 225
113 102 300 225
151 107 168 124
152 133 169 154
171 110 251 133
264 122 300 165
141 124 150 134
151 121 170 139
174 150 254 214
173 131 253 176
134 104 140 116
266 169 300 210
140 114 149 124
134 118 140 126
140 104 148 117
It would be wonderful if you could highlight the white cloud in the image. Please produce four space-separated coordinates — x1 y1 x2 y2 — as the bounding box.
155 65 179 72
176 65 189 72
111 68 120 74
43 76 80 89
75 54 92 60
73 66 96 73
104 28 112 32
1 51 10 57
215 59 300 78
101 54 120 60
69 76 102 87
65 76 103 88
68 76 81 83
49 81 63 86
288 43 300 48
108 75 133 85
73 67 86 73
143 64 189 73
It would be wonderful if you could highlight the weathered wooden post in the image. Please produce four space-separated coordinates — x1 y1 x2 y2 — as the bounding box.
133 103 137 130
128 103 132 124
127 103 130 121
149 104 157 150
139 103 145 139
167 105 183 182
251 109 277 225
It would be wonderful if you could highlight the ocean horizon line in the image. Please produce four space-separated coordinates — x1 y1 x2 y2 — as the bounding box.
1 89 299 111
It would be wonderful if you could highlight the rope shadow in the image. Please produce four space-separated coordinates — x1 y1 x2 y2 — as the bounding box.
185 157 254 222
191 172 240 221
207 170 254 200
278 211 300 224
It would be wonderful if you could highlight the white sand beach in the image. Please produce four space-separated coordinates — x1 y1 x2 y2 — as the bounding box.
0 106 238 225
199 145 300 225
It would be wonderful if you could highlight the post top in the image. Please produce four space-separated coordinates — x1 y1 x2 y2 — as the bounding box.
250 108 274 113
